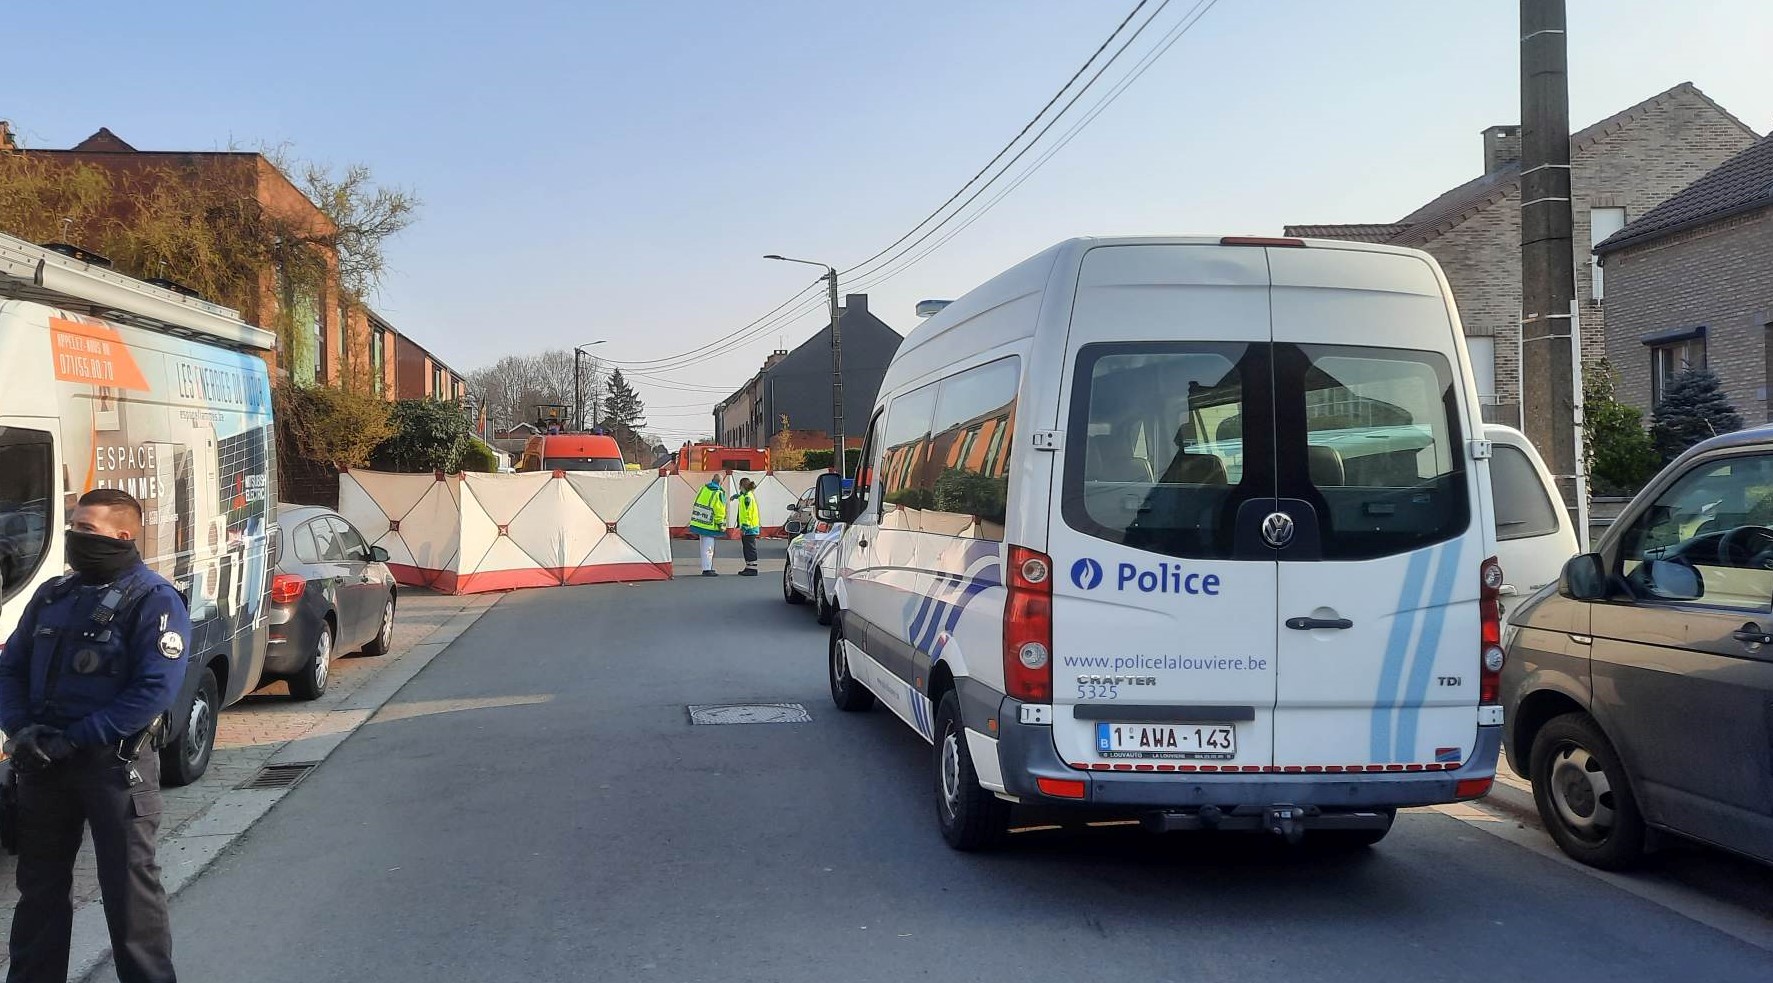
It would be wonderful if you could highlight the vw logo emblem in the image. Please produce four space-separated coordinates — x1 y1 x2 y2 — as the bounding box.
1261 512 1295 549
1070 557 1104 590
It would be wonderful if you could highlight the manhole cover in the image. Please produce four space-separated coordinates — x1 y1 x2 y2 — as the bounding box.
239 762 319 790
687 703 811 725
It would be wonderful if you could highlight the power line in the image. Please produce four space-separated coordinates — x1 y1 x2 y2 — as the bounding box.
842 0 1220 296
599 0 1153 375
837 0 1154 278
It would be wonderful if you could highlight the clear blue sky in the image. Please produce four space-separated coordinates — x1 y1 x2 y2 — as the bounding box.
10 0 1771 439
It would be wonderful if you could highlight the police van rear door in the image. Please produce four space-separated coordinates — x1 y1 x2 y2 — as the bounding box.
1265 245 1486 772
1047 243 1280 773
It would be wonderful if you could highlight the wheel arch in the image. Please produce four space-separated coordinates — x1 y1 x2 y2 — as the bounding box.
1510 688 1587 777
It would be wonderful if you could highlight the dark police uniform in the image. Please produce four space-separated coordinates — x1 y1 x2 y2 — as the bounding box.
0 560 190 983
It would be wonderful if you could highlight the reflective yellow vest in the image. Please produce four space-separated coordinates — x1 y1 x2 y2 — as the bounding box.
689 483 727 534
736 491 760 533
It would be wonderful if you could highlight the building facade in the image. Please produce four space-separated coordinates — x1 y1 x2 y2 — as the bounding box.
714 293 902 449
1594 133 1773 421
1286 82 1758 427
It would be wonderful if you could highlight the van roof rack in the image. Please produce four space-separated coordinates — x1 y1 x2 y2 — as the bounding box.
0 230 274 351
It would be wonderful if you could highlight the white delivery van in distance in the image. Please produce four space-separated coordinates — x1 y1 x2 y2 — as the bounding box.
814 235 1507 850
0 234 276 785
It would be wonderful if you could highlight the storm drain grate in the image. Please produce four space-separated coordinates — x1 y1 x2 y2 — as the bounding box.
239 763 319 790
687 703 811 725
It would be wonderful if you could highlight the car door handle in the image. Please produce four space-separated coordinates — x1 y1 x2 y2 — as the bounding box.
1731 625 1773 646
1286 617 1353 631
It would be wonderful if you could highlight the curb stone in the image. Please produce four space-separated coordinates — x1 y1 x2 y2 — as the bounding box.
68 597 499 983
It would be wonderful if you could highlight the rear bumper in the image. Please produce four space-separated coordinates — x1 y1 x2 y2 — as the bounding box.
265 604 315 676
994 696 1503 811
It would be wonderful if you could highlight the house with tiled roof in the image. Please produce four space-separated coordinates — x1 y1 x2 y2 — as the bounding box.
1593 133 1773 421
1285 82 1759 427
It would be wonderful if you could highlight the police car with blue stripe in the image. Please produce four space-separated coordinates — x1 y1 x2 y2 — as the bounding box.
815 236 1514 850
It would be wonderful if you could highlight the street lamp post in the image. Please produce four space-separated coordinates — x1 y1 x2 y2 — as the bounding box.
573 340 608 431
764 254 843 472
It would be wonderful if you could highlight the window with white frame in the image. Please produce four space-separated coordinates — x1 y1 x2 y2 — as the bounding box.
1464 336 1497 403
1590 206 1626 300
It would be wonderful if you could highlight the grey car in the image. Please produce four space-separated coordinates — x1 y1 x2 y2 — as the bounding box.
1503 425 1773 869
267 505 397 700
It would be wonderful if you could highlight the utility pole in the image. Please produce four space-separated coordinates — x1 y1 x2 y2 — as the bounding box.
572 340 607 431
1519 0 1579 508
827 268 844 471
764 255 844 472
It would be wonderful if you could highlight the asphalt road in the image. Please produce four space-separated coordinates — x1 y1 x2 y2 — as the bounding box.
111 541 1772 982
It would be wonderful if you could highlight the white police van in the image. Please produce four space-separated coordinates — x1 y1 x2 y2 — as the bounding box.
814 236 1507 850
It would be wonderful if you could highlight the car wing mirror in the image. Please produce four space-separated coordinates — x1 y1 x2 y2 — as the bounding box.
1559 553 1608 601
783 519 805 536
814 473 844 523
370 545 390 563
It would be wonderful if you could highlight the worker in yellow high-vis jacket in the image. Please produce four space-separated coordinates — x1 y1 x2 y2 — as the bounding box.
688 477 728 576
735 478 762 576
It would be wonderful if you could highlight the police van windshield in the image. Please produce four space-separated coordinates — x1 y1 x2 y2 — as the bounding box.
0 427 54 601
1063 341 1467 561
545 458 625 472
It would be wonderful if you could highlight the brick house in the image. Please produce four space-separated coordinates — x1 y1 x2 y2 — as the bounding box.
1593 133 1773 421
713 293 902 449
389 320 468 402
1286 82 1759 427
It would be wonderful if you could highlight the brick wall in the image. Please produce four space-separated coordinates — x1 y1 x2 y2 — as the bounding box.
1601 209 1773 421
1416 87 1756 409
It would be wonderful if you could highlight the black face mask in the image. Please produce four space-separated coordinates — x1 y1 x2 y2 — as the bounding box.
65 530 141 583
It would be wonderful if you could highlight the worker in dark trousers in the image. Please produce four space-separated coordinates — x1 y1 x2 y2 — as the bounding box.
735 478 762 576
1 488 189 983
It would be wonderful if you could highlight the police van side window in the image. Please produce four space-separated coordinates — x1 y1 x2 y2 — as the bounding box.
922 357 1019 541
878 383 939 529
0 427 54 601
1491 444 1559 541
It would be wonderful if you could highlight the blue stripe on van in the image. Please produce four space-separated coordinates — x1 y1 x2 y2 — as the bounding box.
1370 547 1435 761
1393 540 1464 761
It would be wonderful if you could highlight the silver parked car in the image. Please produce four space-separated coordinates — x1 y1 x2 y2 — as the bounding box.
1502 425 1773 869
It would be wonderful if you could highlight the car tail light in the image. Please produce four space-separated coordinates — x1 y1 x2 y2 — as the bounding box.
1479 557 1504 705
1455 776 1493 800
1036 777 1086 799
1004 545 1053 702
271 573 306 604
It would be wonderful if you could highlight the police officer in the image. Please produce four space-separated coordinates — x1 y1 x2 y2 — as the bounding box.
0 488 189 983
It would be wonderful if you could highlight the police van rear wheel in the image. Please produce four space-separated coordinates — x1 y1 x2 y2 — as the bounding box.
829 620 874 712
935 692 1009 851
161 668 218 787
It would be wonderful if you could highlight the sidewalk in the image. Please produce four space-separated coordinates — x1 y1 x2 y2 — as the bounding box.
0 588 499 974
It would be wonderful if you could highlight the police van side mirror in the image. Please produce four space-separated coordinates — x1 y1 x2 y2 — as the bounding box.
814 473 844 523
1559 553 1607 601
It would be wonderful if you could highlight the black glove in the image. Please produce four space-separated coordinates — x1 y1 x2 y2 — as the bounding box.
4 725 55 770
37 730 75 764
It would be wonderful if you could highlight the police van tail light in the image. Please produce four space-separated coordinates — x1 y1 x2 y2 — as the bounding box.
271 574 306 605
1479 557 1505 705
1004 545 1053 702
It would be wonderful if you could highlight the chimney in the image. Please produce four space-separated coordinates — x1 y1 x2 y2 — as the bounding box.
843 293 868 315
0 121 14 153
1482 124 1522 173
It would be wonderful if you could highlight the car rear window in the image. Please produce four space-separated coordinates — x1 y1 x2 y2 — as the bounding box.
1063 342 1268 560
1491 443 1560 541
1063 341 1467 561
545 458 625 472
